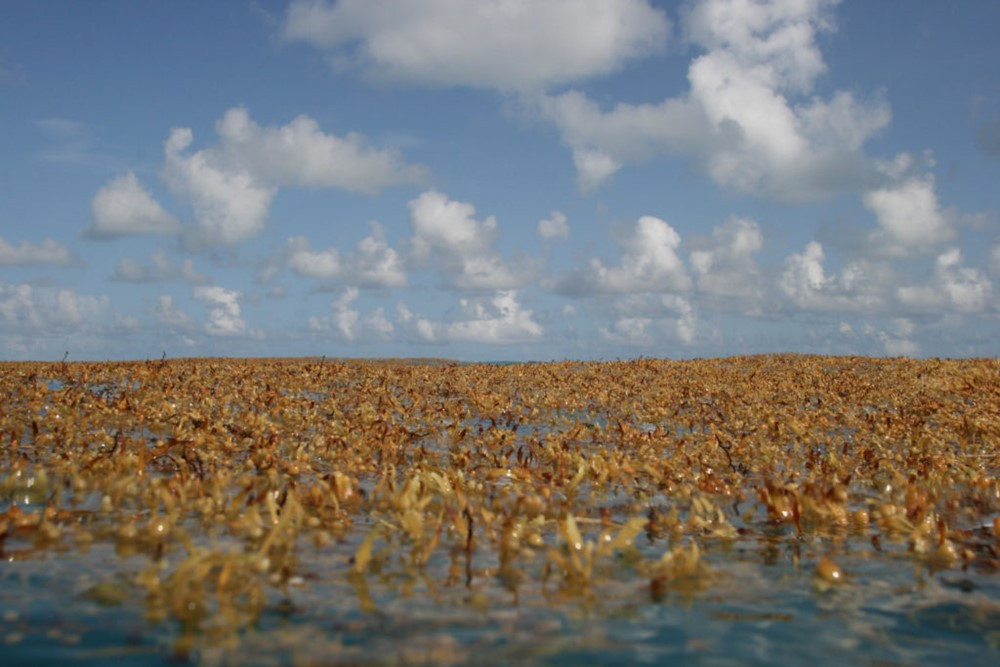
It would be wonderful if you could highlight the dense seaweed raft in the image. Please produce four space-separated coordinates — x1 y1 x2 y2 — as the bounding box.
1 355 998 664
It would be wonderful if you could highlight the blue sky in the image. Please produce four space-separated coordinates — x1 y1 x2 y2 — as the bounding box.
1 0 998 361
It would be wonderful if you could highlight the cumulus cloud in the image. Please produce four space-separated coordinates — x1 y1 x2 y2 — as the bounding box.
536 0 890 198
286 237 342 279
211 107 426 193
286 221 407 288
150 294 191 328
600 316 654 345
112 250 206 284
0 282 107 331
779 241 892 312
308 290 398 342
863 173 953 256
87 172 181 238
538 211 570 240
408 191 535 290
555 215 691 295
162 108 425 248
409 190 496 259
164 126 277 248
309 287 361 341
417 290 543 343
690 217 763 307
193 286 248 336
0 237 73 266
863 319 919 357
897 248 993 314
599 294 697 346
284 0 669 91
351 222 408 287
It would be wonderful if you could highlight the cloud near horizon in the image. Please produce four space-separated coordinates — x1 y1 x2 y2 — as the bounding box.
3 0 996 360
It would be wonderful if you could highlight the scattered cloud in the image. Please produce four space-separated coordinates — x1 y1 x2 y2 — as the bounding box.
536 0 890 199
284 0 669 91
0 237 73 266
863 172 953 256
538 211 569 240
150 294 191 328
113 312 140 331
0 281 106 331
897 248 993 314
286 237 341 279
211 107 427 193
112 250 206 284
417 290 543 343
779 241 892 312
308 289 397 342
88 172 181 238
164 126 277 248
599 293 697 346
193 285 248 336
160 107 426 248
555 215 691 295
286 221 407 288
408 190 536 290
690 216 763 308
309 287 360 341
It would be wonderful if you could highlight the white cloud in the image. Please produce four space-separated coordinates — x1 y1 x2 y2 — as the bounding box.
353 222 407 287
663 294 697 344
286 237 341 279
212 107 426 193
366 307 394 339
113 313 140 331
881 335 919 357
309 287 360 341
193 286 248 336
556 215 691 295
536 92 706 191
112 250 206 284
600 317 654 345
599 294 697 346
863 173 953 256
418 290 543 343
0 282 106 331
408 190 534 290
308 288 396 341
286 222 407 288
0 237 73 266
690 217 763 307
163 108 425 248
150 294 191 328
284 0 669 91
573 148 625 193
779 241 892 312
164 126 276 248
88 172 181 238
897 248 993 313
537 0 890 198
872 320 919 357
409 190 495 259
538 211 570 240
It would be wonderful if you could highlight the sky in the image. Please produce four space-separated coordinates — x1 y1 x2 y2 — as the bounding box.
1 0 999 361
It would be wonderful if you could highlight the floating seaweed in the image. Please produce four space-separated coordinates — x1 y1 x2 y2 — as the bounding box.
0 355 997 662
